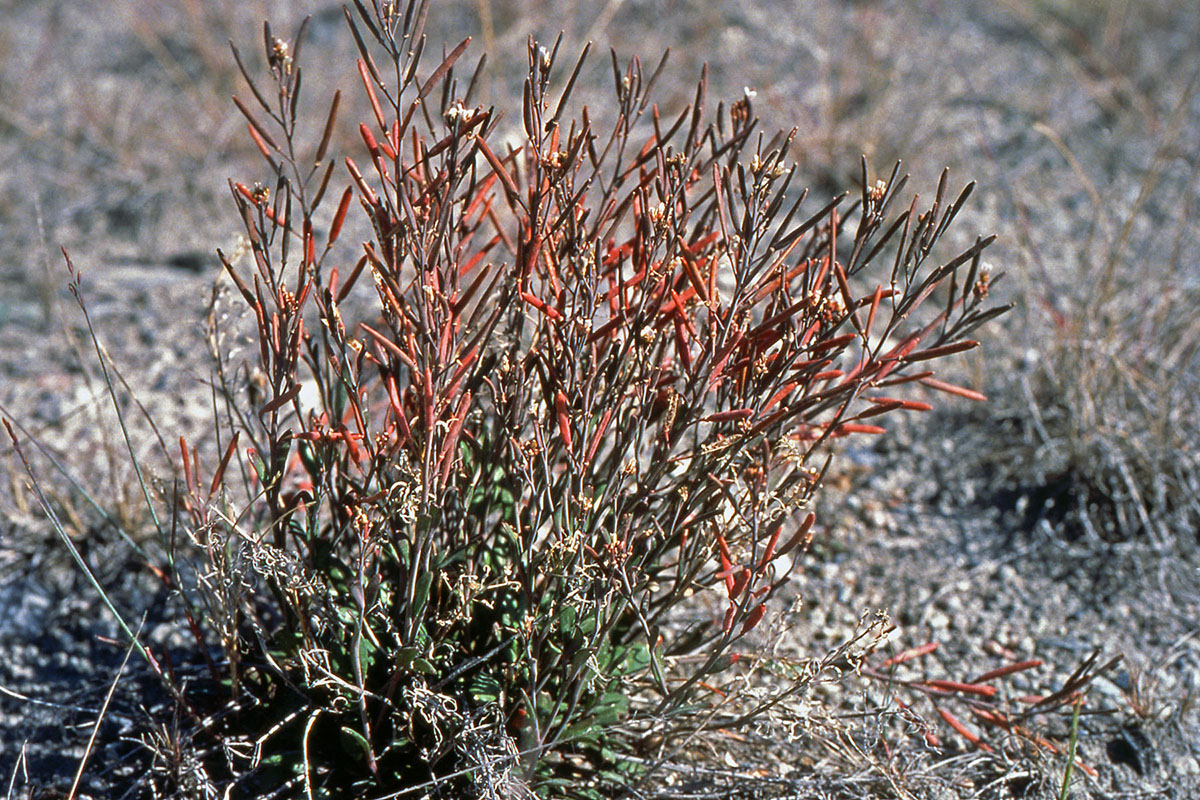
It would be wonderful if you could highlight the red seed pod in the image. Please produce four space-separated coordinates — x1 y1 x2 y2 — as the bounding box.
555 391 573 449
757 524 783 572
357 59 388 133
865 284 884 339
303 219 315 267
867 396 933 412
762 382 797 413
438 391 472 487
834 422 887 436
329 187 353 245
809 332 857 355
705 330 744 392
971 660 1043 683
741 603 767 635
179 437 196 498
776 512 816 558
679 251 710 304
925 679 997 698
878 641 938 668
937 707 992 752
247 123 273 159
716 534 734 595
359 122 380 157
673 316 693 373
857 399 905 419
520 291 565 322
730 567 751 599
716 532 733 564
584 408 613 467
704 408 754 423
713 565 740 581
345 157 378 207
905 340 979 362
919 377 987 402
208 432 240 500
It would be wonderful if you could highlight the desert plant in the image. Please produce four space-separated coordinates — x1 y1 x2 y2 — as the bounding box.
988 30 1200 546
115 2 1007 796
859 638 1116 785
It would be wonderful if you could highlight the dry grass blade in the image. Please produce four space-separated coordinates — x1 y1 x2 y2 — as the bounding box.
4 420 155 675
66 623 141 800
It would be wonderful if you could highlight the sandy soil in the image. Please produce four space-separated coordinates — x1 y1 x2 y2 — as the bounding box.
2 1 1198 797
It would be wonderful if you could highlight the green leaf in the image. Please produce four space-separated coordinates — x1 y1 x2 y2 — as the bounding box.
413 623 432 650
558 604 577 633
331 379 348 421
249 451 268 484
358 634 379 670
271 628 305 660
416 509 442 537
469 674 501 704
258 752 288 770
339 725 372 761
395 646 421 669
561 719 602 748
412 572 432 617
326 559 350 589
591 691 629 726
268 437 291 475
618 642 651 676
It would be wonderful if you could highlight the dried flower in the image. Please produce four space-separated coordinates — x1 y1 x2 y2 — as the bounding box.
269 37 292 74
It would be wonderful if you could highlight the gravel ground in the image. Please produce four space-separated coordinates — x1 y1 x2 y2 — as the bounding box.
2 1 1198 797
